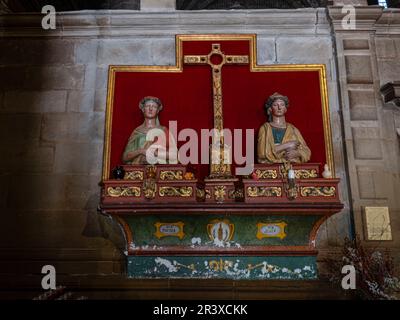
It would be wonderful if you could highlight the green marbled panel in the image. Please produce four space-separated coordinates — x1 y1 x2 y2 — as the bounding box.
125 214 320 247
127 255 317 280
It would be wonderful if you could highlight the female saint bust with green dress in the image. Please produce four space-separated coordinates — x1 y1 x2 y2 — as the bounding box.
122 96 177 165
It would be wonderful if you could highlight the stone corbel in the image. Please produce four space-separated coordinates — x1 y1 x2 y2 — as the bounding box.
328 5 383 31
380 82 400 109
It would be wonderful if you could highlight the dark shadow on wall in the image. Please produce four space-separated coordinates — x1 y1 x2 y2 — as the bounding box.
0 11 124 294
82 194 125 250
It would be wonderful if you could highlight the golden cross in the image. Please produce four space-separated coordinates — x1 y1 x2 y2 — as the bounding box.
184 44 249 178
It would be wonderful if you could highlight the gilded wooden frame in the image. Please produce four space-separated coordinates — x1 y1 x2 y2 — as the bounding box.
103 34 335 180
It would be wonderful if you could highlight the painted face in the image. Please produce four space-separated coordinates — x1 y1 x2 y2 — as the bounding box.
143 100 159 119
271 98 287 117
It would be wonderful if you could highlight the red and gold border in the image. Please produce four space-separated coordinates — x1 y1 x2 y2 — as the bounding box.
103 34 335 180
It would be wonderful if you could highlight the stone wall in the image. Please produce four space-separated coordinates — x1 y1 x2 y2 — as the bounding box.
0 8 351 284
329 6 400 263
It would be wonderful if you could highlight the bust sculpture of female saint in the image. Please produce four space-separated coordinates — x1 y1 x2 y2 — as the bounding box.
257 92 311 164
122 96 177 165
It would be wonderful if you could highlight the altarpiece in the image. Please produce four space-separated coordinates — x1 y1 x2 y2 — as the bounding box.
99 34 343 279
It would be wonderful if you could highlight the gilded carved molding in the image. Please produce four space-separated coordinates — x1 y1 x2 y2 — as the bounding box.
254 169 278 179
159 170 184 181
107 186 141 197
300 186 336 197
124 171 144 180
159 186 193 197
247 186 282 197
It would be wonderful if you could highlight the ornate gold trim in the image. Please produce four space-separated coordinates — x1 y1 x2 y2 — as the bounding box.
143 179 157 199
229 188 244 200
103 66 116 181
107 186 141 197
255 169 278 179
280 169 318 179
296 169 318 179
159 186 193 197
300 186 336 197
256 222 287 240
124 170 144 180
159 170 183 180
102 34 335 179
154 222 185 240
247 186 282 197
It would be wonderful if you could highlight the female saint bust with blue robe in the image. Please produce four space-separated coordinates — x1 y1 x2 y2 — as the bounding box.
257 93 311 164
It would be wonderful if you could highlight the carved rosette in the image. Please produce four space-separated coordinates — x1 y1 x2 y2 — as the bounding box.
300 186 336 197
107 186 141 197
214 186 227 202
159 186 193 197
247 187 282 198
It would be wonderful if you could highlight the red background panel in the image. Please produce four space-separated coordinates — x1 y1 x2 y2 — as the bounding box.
109 40 326 179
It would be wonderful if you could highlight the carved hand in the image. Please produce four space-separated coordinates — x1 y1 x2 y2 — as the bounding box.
284 149 301 161
284 141 300 150
276 141 300 153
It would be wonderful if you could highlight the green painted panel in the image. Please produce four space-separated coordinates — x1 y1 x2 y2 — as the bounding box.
127 255 317 280
125 214 320 247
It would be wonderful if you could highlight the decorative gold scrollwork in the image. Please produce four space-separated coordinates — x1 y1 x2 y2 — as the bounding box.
255 169 278 179
124 171 144 180
214 186 227 202
229 188 244 200
159 170 183 181
300 186 336 197
143 179 157 199
247 187 282 197
295 169 318 179
159 186 193 197
280 168 318 179
209 259 233 272
107 186 141 197
196 188 205 200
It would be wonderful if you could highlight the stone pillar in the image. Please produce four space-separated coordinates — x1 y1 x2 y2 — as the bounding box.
141 0 175 11
329 6 400 255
